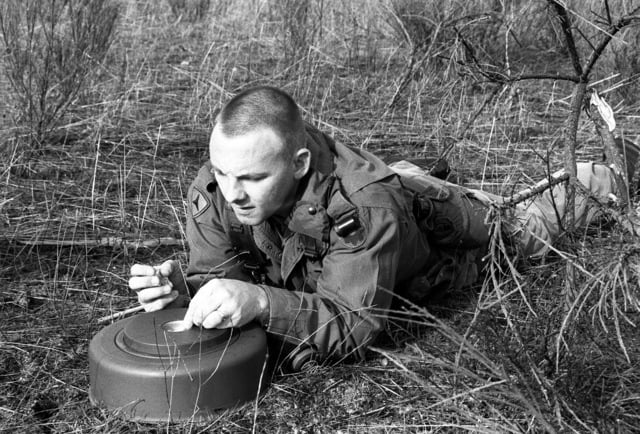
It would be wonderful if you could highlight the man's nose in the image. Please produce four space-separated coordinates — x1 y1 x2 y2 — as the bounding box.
225 178 247 203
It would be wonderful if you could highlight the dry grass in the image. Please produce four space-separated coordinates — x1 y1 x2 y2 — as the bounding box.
1 0 640 432
0 0 118 145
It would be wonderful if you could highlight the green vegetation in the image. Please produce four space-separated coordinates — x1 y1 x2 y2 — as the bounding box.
1 0 639 431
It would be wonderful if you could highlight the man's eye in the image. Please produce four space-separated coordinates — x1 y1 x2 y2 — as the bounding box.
240 175 267 182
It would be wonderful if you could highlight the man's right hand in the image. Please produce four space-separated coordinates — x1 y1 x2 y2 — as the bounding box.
128 260 187 312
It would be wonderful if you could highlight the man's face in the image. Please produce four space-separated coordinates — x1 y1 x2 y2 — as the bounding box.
209 126 305 225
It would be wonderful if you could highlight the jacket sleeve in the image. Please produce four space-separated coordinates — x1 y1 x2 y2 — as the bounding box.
185 165 253 293
261 200 410 363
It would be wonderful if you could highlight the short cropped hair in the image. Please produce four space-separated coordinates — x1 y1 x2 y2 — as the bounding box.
216 86 305 153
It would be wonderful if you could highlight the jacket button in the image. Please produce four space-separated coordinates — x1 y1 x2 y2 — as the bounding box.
307 206 317 215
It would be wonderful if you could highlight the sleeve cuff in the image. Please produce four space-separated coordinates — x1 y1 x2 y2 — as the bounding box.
258 284 305 338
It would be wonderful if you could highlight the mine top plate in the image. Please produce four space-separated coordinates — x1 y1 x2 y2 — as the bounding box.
119 308 232 357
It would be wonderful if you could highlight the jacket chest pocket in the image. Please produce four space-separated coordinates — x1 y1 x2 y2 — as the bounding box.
285 258 321 293
282 235 324 292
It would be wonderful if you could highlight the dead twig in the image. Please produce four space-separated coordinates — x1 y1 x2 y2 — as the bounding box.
96 305 144 324
498 172 571 208
12 236 182 249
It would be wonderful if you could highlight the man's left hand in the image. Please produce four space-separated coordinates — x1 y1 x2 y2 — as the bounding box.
182 278 269 329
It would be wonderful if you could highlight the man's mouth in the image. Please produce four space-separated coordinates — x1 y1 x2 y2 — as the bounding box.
234 206 254 214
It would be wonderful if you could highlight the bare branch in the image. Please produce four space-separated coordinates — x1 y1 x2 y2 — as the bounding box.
498 172 571 208
458 40 579 84
548 0 584 77
500 73 580 83
575 26 597 52
96 305 145 324
469 68 580 84
12 236 183 249
583 14 640 77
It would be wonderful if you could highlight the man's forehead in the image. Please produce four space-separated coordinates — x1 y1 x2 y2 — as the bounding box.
210 125 284 147
209 126 287 172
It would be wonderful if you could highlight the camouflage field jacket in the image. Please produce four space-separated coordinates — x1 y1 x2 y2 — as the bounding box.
184 124 478 364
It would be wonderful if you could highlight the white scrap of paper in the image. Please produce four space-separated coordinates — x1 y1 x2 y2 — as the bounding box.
590 91 616 132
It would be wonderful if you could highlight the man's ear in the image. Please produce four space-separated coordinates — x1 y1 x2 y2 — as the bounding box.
292 148 311 180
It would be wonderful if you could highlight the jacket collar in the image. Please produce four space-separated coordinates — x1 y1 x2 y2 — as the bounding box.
285 128 334 242
284 124 395 242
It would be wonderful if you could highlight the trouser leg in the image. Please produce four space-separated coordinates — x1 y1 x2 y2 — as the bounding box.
506 162 617 258
389 160 492 249
390 159 617 292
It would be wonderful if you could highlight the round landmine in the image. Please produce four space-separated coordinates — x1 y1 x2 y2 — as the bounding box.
89 308 268 422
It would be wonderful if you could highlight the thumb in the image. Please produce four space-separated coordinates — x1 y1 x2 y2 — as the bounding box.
160 260 190 296
158 260 176 277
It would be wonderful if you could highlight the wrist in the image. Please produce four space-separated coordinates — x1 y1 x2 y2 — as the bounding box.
255 284 270 327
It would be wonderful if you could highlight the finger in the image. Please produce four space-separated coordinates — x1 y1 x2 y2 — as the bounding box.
128 276 152 291
187 303 210 328
183 298 223 329
143 290 178 312
130 264 157 277
183 279 226 328
202 310 228 329
182 303 197 329
136 285 173 304
158 260 175 277
129 275 171 292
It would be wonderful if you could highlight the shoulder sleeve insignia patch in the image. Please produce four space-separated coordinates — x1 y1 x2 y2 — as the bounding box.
190 186 211 219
